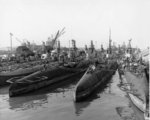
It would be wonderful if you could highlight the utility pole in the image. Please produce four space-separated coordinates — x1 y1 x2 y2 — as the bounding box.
109 28 112 54
10 33 13 55
69 40 70 52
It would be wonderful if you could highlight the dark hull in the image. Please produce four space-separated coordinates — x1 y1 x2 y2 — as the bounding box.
74 70 114 102
9 67 85 97
0 65 43 86
74 62 118 102
0 73 32 86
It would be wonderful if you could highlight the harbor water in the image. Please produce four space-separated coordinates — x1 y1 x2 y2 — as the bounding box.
0 71 143 120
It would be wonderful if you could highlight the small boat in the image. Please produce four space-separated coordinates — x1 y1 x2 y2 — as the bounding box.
129 94 149 120
123 69 149 120
128 93 145 112
8 66 85 97
74 61 117 102
0 64 44 86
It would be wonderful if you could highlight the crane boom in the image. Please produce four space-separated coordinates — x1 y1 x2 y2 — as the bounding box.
15 37 23 44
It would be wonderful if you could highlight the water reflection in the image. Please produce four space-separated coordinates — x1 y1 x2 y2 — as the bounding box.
128 99 145 120
107 81 112 94
74 101 90 116
9 94 48 111
116 106 137 120
0 86 9 94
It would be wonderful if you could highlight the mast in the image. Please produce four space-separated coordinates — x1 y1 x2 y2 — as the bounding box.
109 28 112 54
69 40 70 52
128 38 132 54
85 45 88 51
10 33 13 55
101 44 104 52
57 40 60 53
90 40 94 53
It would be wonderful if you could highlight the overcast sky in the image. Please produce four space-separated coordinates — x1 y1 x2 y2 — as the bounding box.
0 0 149 50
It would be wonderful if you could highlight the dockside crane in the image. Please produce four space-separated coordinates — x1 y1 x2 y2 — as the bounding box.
52 27 66 49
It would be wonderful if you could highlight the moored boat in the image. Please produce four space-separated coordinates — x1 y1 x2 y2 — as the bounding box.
123 68 149 120
8 66 85 97
0 64 44 86
74 61 118 102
